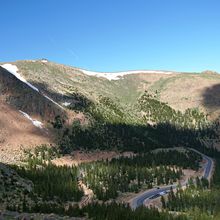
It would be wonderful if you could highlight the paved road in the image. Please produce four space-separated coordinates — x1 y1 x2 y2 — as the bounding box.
189 148 213 179
130 148 214 209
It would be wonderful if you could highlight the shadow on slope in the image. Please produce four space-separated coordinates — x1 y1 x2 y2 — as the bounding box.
8 74 219 155
202 83 220 118
28 81 94 112
2 63 220 155
0 66 67 121
59 108 220 154
55 89 219 154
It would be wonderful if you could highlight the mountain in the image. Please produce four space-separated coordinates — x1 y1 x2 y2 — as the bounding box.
1 59 220 219
2 60 220 114
0 59 220 162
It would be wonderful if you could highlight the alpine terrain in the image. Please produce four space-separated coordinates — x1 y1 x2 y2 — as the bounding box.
0 59 220 220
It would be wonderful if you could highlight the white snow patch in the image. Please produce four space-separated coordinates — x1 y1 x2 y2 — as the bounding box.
80 69 177 81
62 102 71 106
19 110 43 129
1 64 39 92
43 95 65 110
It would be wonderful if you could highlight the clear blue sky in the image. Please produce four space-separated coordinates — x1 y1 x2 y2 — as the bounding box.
1 0 220 72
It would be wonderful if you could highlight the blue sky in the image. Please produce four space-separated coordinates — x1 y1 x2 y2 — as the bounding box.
1 0 220 72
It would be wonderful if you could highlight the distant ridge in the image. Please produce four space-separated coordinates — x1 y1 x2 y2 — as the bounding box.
79 69 178 80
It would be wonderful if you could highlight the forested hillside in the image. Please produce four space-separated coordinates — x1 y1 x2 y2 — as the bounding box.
2 147 206 218
1 145 219 219
56 90 216 154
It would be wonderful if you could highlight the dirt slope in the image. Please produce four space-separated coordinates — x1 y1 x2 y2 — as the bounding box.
0 101 52 163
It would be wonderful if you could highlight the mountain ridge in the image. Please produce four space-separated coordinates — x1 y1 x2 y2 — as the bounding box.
1 59 220 163
2 59 220 113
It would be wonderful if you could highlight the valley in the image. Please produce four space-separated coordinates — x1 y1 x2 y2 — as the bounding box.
0 60 220 219
130 148 214 209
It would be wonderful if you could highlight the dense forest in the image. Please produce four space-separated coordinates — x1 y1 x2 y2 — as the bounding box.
3 135 220 219
14 163 83 202
5 147 206 217
110 149 202 170
7 200 189 220
163 182 219 214
82 202 188 220
56 91 218 154
80 161 182 200
158 150 220 219
78 149 202 200
14 148 200 202
138 92 208 129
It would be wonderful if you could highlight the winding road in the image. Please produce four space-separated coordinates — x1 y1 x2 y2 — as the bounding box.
130 148 214 209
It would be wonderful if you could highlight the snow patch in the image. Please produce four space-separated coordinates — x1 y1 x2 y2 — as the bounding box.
19 110 43 129
43 95 65 110
1 64 39 92
1 63 64 110
80 69 177 81
62 102 71 106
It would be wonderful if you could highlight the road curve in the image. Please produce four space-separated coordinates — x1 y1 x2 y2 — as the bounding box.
189 148 213 180
130 148 214 209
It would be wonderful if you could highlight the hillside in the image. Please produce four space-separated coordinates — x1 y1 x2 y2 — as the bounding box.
0 64 66 163
5 59 220 118
1 60 220 219
0 59 220 162
0 102 51 163
0 64 66 120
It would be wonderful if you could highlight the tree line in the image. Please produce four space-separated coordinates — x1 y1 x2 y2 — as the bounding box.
55 92 217 154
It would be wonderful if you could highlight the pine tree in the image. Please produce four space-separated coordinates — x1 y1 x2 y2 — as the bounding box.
161 195 166 209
